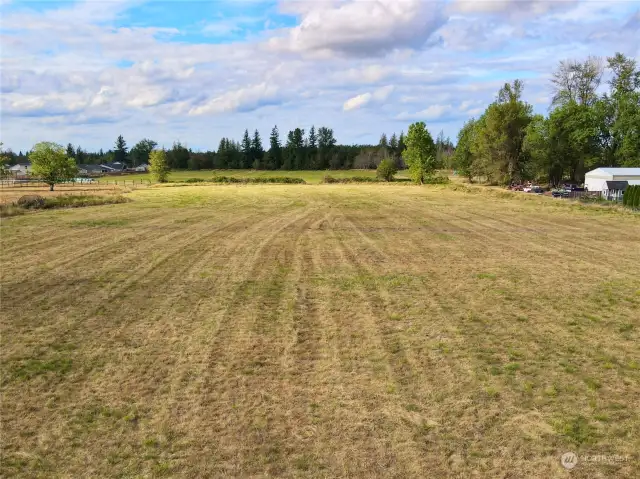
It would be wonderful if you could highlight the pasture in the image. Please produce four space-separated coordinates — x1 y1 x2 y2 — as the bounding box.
95 168 389 184
1 184 639 478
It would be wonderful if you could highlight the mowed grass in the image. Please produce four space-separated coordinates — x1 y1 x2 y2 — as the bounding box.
97 168 396 184
1 185 639 478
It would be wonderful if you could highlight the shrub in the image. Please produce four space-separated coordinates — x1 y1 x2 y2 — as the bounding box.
17 195 45 209
376 158 398 182
210 176 306 184
184 178 206 183
633 186 640 209
422 175 450 185
321 175 380 184
42 195 130 209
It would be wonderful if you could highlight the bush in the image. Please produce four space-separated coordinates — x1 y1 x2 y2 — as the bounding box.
17 195 45 209
321 175 380 184
376 158 398 182
422 175 450 185
42 195 130 209
1 195 130 218
184 178 206 183
210 176 306 184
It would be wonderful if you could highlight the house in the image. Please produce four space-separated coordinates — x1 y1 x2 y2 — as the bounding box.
585 168 640 193
603 181 628 201
77 164 107 175
8 162 31 176
99 162 128 172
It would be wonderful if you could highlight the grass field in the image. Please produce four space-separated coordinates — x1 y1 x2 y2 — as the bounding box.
96 168 399 184
1 184 639 478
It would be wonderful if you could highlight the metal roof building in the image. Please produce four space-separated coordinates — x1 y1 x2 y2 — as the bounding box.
584 168 640 192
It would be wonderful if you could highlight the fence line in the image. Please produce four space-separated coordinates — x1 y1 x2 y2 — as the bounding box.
0 178 152 188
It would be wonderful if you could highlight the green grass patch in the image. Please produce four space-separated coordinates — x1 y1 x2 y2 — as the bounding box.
8 358 73 381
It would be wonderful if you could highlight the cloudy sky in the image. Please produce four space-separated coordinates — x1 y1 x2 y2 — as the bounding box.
1 0 639 152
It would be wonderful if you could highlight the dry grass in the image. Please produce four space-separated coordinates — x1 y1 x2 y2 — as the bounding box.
1 185 639 478
0 183 135 204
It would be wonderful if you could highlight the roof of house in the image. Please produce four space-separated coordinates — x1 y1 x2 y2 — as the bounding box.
605 181 629 191
100 162 127 170
78 164 104 172
9 162 31 168
586 167 640 177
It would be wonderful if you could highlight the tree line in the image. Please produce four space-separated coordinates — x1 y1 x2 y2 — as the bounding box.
4 51 635 186
453 52 640 186
2 123 458 173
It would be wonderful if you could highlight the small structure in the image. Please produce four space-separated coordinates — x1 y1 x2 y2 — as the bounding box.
99 162 128 172
585 168 640 193
133 163 149 172
8 162 31 176
603 181 628 201
77 164 107 176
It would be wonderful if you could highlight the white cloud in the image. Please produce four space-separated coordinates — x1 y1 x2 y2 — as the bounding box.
343 85 395 111
343 93 373 111
396 104 451 121
270 0 447 56
372 85 395 101
0 0 636 152
189 82 280 115
451 0 574 16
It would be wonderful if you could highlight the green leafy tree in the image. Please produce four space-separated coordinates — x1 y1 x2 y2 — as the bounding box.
376 157 397 181
453 119 478 182
402 122 437 184
0 142 11 178
114 135 128 164
30 142 77 191
149 149 170 182
472 80 533 185
607 53 640 167
130 139 157 167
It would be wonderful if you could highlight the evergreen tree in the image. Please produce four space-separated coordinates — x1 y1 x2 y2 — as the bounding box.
266 125 282 170
317 127 336 169
379 133 388 148
308 126 318 168
66 143 75 160
114 135 128 164
251 130 264 169
389 133 398 153
241 130 252 169
75 146 87 164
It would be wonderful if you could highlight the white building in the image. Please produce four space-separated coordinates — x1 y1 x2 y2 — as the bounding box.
584 168 640 192
8 162 31 175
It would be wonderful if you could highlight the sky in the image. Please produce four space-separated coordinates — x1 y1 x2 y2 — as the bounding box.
1 0 639 152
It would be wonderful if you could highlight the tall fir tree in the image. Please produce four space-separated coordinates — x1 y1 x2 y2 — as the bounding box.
114 135 128 165
266 125 282 170
241 129 252 169
251 130 264 169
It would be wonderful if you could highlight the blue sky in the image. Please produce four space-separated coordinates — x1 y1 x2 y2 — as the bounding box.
1 0 638 152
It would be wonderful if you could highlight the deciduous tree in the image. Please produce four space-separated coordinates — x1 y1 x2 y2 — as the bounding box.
30 142 77 191
402 122 437 184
